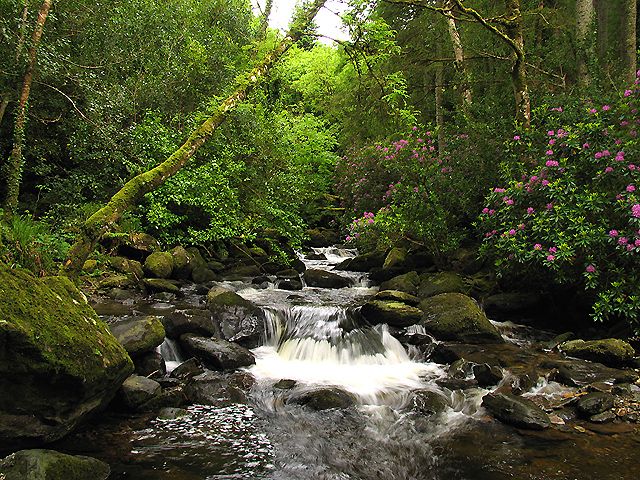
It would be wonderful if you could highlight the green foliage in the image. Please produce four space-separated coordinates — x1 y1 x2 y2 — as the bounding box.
478 80 640 326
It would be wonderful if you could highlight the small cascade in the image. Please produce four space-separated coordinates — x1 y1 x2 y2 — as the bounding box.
158 338 183 373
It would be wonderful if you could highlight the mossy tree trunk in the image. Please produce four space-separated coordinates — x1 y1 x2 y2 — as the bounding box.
622 0 637 84
444 0 472 113
576 0 595 87
259 0 275 40
61 0 327 277
1 0 52 215
2 0 53 215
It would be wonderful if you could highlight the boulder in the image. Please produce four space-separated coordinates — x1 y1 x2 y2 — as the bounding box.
185 247 208 272
473 363 504 387
108 256 144 279
410 389 450 416
559 338 636 367
109 316 166 356
97 274 134 290
418 271 469 299
206 286 266 348
289 387 357 410
222 265 262 280
335 250 385 272
374 290 420 306
117 375 162 410
360 300 422 328
170 358 205 380
278 279 303 290
116 232 161 260
82 259 98 273
134 351 166 378
419 293 503 343
383 247 407 270
157 407 189 420
274 379 297 390
276 268 300 280
0 267 133 449
143 251 174 279
483 292 543 320
482 392 551 430
207 260 225 272
303 269 351 289
575 392 615 418
184 371 248 406
0 449 110 480
171 246 192 279
162 308 216 339
379 271 420 295
306 228 340 247
179 334 255 371
191 266 218 284
142 278 181 294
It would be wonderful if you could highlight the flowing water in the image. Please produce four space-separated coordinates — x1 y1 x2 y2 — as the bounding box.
56 247 640 479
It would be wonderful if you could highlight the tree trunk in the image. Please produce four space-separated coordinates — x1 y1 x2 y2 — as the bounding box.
61 0 327 277
2 0 52 215
576 0 595 87
622 0 637 84
596 0 609 71
259 0 274 40
0 97 9 128
445 1 472 112
504 0 530 128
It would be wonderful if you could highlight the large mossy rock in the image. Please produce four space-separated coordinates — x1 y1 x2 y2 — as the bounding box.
382 247 407 270
306 228 340 248
108 256 144 279
0 449 110 480
116 374 162 411
379 271 420 295
559 338 636 367
303 269 351 289
143 251 174 279
482 392 551 430
206 286 266 348
360 300 422 328
419 293 503 343
108 316 165 356
170 246 192 279
374 290 420 306
418 272 469 299
335 250 385 272
0 266 133 449
179 334 255 371
116 232 161 261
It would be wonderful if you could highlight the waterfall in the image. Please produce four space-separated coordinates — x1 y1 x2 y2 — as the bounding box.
158 338 183 373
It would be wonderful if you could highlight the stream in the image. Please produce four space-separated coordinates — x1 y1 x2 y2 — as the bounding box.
55 247 640 480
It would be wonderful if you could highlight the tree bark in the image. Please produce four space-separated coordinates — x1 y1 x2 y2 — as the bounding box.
622 0 637 84
61 0 327 277
2 0 52 215
259 0 274 40
445 0 472 112
503 0 530 128
596 0 609 71
576 0 595 87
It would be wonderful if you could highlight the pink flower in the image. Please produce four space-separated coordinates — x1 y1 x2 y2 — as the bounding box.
609 229 619 237
548 130 555 136
542 180 550 187
509 229 516 235
632 204 640 218
635 239 640 247
586 264 596 273
582 143 590 149
604 167 614 173
589 108 598 114
489 209 496 215
546 202 553 209
548 247 557 253
546 150 554 156
482 207 489 214
513 135 521 141
534 243 542 250
412 126 418 131
627 244 634 251
629 164 637 171
527 207 535 214
530 175 538 182
549 139 556 145
625 89 633 97
519 223 526 230
546 160 559 167
627 185 636 192
595 152 603 159
547 255 555 261
602 105 611 111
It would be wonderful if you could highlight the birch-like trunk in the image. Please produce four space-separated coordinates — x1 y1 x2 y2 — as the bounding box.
622 0 637 84
576 0 595 87
445 1 472 112
61 0 327 277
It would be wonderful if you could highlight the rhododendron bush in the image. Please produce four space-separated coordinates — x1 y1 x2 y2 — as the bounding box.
479 75 640 326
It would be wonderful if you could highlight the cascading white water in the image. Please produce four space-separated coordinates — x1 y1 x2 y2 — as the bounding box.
250 305 444 405
158 338 183 373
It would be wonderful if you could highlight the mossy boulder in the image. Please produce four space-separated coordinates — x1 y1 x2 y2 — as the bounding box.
360 300 422 328
0 449 110 480
419 293 503 343
335 250 385 272
179 334 255 371
185 247 208 271
81 259 98 273
191 266 218 284
142 278 181 295
482 392 551 430
97 274 134 290
109 316 166 356
0 266 133 449
116 374 162 411
374 290 420 306
306 228 340 247
143 251 174 279
108 256 144 279
171 246 192 279
383 247 407 270
418 271 469 299
559 339 636 367
379 271 420 295
289 387 357 410
303 269 351 288
206 287 266 347
116 232 161 260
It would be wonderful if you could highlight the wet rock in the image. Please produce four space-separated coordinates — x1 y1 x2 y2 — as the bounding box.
252 275 271 285
185 247 208 272
383 247 407 270
134 351 166 378
429 343 463 364
191 266 218 284
0 269 133 449
482 392 551 430
222 264 262 280
162 308 215 339
184 371 247 406
274 379 297 390
0 449 110 480
117 375 162 410
116 232 161 260
483 292 543 320
278 278 303 290
306 228 340 247
335 250 385 272
544 332 575 350
207 260 225 272
449 359 473 379
179 334 255 371
511 369 539 395
374 290 420 306
473 363 504 387
157 407 188 420
170 358 205 380
360 300 422 328
206 286 266 347
379 271 420 295
290 387 357 410
82 259 98 273
109 256 144 279
143 251 174 279
590 411 616 423
106 287 135 300
546 359 637 387
109 316 166 356
436 378 477 390
143 278 181 294
305 252 327 261
419 293 503 343
276 268 300 280
304 269 352 288
411 389 450 415
98 274 134 289
418 272 469 299
559 338 636 367
576 392 615 418
170 246 192 279
141 386 187 410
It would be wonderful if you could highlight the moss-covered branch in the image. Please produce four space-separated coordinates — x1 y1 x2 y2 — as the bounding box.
61 0 327 277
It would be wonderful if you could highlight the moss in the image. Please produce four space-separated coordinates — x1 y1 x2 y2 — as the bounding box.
418 271 470 299
97 274 134 289
0 264 133 387
383 247 407 270
82 259 98 273
379 271 420 295
360 300 422 328
560 339 635 367
109 316 166 356
0 449 111 480
143 251 174 279
207 286 252 309
108 256 144 279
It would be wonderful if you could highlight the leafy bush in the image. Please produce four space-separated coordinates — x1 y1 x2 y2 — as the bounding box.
478 76 640 327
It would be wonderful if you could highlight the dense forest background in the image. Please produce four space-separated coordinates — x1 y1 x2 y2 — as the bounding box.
0 0 639 328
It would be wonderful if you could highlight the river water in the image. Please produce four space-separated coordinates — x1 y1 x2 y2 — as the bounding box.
56 247 640 479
